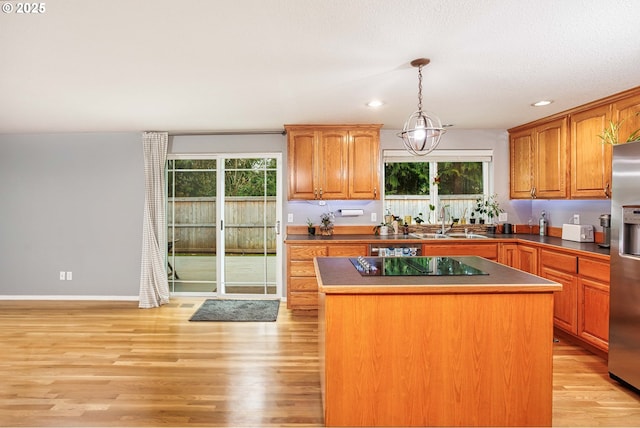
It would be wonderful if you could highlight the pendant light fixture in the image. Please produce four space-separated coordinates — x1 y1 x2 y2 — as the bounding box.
397 58 446 156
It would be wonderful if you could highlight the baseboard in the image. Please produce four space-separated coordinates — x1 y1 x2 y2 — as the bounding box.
0 295 139 301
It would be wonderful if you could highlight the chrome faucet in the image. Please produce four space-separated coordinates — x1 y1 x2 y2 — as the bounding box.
439 206 452 235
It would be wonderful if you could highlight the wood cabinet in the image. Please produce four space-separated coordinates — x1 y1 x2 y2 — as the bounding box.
499 243 538 274
422 242 499 260
540 249 578 333
577 257 610 351
612 92 640 143
510 86 640 200
509 117 568 199
286 124 381 200
286 243 367 309
570 104 612 199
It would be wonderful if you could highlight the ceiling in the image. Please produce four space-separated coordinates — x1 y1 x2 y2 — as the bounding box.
2 0 640 134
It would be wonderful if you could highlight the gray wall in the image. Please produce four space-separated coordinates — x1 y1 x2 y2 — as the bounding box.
0 133 144 297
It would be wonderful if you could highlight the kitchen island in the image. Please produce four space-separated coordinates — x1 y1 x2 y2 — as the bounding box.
315 256 562 427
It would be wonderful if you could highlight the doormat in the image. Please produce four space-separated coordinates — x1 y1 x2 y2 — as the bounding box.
189 299 280 322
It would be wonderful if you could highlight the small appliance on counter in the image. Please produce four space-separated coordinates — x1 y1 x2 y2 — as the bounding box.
561 224 594 242
599 214 611 248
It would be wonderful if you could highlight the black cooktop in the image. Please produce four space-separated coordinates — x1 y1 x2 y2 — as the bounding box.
350 256 489 277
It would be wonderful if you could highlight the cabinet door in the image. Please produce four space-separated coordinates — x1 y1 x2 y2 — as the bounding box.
613 93 640 142
509 130 534 199
288 130 318 200
577 277 609 351
317 130 349 199
570 105 612 199
534 117 568 198
517 245 538 275
499 243 519 267
541 266 578 334
348 129 380 199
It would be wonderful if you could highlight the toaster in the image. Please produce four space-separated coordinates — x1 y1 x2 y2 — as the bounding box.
561 224 594 242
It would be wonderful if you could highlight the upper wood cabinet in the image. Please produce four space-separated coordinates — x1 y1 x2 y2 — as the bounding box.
286 124 381 200
509 117 568 199
509 86 640 200
570 104 612 199
613 93 640 142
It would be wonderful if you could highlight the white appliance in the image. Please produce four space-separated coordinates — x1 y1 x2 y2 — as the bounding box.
561 224 594 242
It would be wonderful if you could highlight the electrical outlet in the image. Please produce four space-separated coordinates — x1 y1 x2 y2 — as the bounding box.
371 212 377 222
287 213 293 223
498 212 508 222
59 271 66 280
66 271 72 281
573 214 580 224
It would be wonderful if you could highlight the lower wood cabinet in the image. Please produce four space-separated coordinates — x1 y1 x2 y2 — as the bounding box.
286 243 367 310
499 243 538 274
422 242 499 260
540 248 610 352
577 257 610 351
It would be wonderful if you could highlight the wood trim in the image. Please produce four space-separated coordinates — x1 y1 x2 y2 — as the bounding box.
508 85 640 133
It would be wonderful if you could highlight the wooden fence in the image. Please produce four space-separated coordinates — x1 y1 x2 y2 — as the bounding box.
167 197 277 254
386 195 484 224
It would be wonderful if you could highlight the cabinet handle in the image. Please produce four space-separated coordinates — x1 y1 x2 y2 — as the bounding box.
531 187 537 199
314 188 318 199
604 182 610 198
319 188 323 198
374 187 377 198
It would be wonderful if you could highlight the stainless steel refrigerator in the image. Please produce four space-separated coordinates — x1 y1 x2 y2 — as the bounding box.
609 140 640 392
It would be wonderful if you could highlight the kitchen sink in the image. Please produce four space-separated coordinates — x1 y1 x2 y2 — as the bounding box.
447 233 489 239
409 233 452 239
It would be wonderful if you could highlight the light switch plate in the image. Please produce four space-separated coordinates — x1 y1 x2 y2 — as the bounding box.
371 213 377 222
287 213 293 223
498 212 508 222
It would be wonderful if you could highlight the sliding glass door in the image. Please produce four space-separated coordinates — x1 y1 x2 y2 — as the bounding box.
167 154 282 297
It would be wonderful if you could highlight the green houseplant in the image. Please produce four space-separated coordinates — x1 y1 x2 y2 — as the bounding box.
598 113 640 145
306 218 315 236
474 194 503 224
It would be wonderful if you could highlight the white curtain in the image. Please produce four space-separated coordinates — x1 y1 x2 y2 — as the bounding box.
139 132 170 308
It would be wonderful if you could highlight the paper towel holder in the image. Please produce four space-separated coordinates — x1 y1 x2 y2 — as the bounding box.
339 209 364 217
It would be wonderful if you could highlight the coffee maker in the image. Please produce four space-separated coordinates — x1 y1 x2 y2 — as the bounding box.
599 214 611 248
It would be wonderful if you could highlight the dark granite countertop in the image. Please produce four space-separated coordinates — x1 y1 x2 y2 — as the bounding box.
285 232 610 259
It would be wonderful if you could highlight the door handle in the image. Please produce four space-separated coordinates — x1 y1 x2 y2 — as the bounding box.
275 220 281 235
220 219 224 230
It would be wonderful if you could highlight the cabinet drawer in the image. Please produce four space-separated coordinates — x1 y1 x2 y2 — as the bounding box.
288 291 318 308
540 249 577 274
289 260 316 277
289 277 318 291
327 244 368 256
422 243 498 260
578 258 610 283
289 245 328 260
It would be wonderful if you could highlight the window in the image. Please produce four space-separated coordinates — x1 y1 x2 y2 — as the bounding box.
383 150 493 224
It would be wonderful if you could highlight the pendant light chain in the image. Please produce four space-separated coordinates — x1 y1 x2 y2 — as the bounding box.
417 64 423 113
397 57 446 156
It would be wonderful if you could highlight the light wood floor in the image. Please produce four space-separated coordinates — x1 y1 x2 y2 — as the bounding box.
0 298 638 427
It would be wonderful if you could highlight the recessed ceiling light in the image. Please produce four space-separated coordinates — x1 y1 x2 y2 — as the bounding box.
531 100 553 107
367 100 384 108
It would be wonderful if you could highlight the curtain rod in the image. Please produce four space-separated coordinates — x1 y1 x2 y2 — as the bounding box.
169 129 286 136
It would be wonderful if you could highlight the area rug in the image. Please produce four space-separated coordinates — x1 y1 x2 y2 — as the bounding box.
189 299 280 322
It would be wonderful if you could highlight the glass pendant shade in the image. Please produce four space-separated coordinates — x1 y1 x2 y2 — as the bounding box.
397 58 445 156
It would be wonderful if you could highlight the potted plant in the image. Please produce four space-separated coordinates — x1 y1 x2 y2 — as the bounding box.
306 218 315 236
598 113 640 145
413 212 425 224
373 222 389 236
319 212 335 236
474 194 503 225
469 211 476 224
